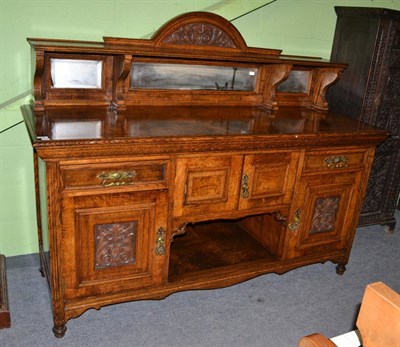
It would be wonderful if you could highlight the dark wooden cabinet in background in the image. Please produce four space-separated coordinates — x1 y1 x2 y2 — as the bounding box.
327 6 400 232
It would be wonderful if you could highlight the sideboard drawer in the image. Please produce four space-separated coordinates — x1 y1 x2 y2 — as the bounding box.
303 149 367 173
62 161 167 189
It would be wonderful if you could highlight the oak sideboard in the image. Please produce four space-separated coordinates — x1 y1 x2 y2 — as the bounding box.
22 12 388 337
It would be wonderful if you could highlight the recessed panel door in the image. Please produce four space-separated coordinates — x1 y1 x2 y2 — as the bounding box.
239 151 300 210
62 190 168 300
284 170 364 259
173 155 242 217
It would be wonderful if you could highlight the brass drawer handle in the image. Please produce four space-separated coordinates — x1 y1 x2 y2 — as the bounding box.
288 208 301 232
241 173 250 199
324 155 348 169
155 227 166 256
97 170 137 187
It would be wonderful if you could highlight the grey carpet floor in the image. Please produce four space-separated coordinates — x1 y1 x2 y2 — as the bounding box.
1 211 399 347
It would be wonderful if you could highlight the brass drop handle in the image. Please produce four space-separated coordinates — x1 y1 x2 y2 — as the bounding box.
97 170 137 187
324 155 348 169
155 227 166 256
288 208 301 232
241 173 250 199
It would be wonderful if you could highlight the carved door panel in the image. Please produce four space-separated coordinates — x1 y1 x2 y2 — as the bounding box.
238 151 300 210
62 190 168 300
284 170 364 259
173 155 242 217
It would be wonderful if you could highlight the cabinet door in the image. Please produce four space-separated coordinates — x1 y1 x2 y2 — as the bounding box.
173 155 242 218
284 170 364 259
62 190 168 300
238 151 300 210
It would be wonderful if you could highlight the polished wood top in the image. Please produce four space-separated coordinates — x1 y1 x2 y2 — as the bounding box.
22 105 388 159
26 106 383 141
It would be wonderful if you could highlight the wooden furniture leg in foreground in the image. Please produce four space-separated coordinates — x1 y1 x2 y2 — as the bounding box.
0 254 11 328
298 282 400 347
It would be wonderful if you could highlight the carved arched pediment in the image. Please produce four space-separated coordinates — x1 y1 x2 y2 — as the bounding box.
161 22 236 47
152 12 247 50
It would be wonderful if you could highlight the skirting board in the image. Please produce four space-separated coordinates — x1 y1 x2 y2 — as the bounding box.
0 254 11 328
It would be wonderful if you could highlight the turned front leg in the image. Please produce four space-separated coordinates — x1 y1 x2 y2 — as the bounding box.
52 303 67 338
383 221 396 234
335 263 346 275
52 325 67 338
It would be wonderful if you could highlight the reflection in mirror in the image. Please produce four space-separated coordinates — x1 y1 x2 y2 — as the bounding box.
50 59 103 89
277 70 311 93
131 63 258 91
51 121 102 139
270 118 306 133
128 119 253 137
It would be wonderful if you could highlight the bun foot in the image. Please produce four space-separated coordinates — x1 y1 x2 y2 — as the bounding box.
335 263 346 275
383 221 396 234
52 325 67 338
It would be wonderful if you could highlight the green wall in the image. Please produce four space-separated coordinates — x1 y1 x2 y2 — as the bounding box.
1 0 399 256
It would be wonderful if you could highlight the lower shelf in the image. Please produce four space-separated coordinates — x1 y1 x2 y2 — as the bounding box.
168 219 278 282
63 214 349 325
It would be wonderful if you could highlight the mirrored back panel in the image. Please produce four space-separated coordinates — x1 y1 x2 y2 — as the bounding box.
50 59 103 89
277 70 311 94
130 63 258 91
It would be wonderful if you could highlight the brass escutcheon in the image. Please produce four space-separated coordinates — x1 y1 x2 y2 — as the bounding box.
155 227 166 256
288 208 301 232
